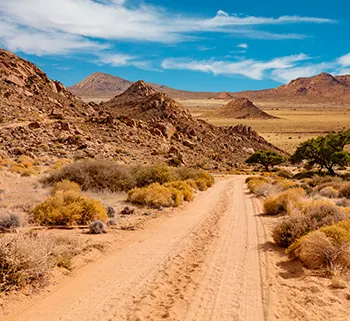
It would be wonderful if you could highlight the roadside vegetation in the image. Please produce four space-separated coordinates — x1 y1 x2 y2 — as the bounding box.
0 160 214 293
246 129 350 284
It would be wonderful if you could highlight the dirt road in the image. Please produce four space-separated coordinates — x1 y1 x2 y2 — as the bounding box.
3 176 269 321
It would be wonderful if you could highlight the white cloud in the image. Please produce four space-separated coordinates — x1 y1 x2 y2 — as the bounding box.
0 0 335 55
161 54 309 80
98 53 154 70
271 63 335 82
338 53 350 67
0 20 105 55
237 43 248 49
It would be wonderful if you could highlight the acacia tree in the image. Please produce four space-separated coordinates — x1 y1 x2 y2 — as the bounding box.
246 150 286 171
291 130 350 175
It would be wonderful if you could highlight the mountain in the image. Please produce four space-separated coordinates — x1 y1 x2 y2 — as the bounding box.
207 98 278 119
0 49 281 170
234 73 350 103
68 72 217 100
69 72 350 104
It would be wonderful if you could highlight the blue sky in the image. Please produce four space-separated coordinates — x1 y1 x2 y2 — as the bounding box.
0 0 349 92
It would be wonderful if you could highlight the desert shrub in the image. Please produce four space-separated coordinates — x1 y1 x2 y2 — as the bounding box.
273 200 348 247
0 213 23 230
51 179 81 195
42 160 136 192
251 183 281 197
184 179 198 189
89 221 106 234
175 167 214 187
263 188 306 215
133 165 175 187
319 186 339 198
32 191 107 226
0 234 52 292
246 176 270 193
42 160 214 193
275 179 300 191
164 181 194 201
194 178 209 191
293 171 316 180
337 199 350 208
287 221 350 270
0 233 85 291
276 169 294 179
339 183 350 199
128 183 184 208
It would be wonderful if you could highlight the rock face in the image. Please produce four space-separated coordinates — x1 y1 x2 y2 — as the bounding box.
0 50 283 170
208 98 277 119
0 49 88 123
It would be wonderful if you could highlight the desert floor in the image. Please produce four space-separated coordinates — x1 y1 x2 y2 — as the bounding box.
2 176 349 321
180 99 350 154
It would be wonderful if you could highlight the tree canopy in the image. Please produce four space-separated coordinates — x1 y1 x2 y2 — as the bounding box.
291 129 350 175
246 150 286 171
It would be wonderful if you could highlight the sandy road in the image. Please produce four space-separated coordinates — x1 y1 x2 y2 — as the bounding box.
3 176 267 321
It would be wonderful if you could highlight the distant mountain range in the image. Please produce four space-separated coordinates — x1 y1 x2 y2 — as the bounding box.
68 72 350 104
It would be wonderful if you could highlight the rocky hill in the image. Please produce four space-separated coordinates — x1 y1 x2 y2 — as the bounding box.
68 72 216 101
215 92 234 100
235 73 350 103
68 72 132 99
69 72 350 104
207 98 277 119
0 50 283 170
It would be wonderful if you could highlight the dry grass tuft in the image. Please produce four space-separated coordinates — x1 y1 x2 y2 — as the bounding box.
0 233 86 292
32 191 107 226
127 183 184 208
319 186 339 198
339 183 350 199
273 200 348 247
263 188 306 215
51 179 81 195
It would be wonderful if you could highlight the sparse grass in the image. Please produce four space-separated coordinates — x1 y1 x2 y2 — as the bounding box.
340 183 350 199
319 186 339 198
263 188 306 215
0 233 86 292
273 200 348 248
286 220 350 271
32 190 107 226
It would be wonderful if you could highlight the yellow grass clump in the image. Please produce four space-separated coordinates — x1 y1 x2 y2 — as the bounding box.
287 220 350 270
51 179 81 195
273 200 348 248
339 183 350 199
164 181 194 201
127 183 184 208
263 188 306 215
32 190 107 226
